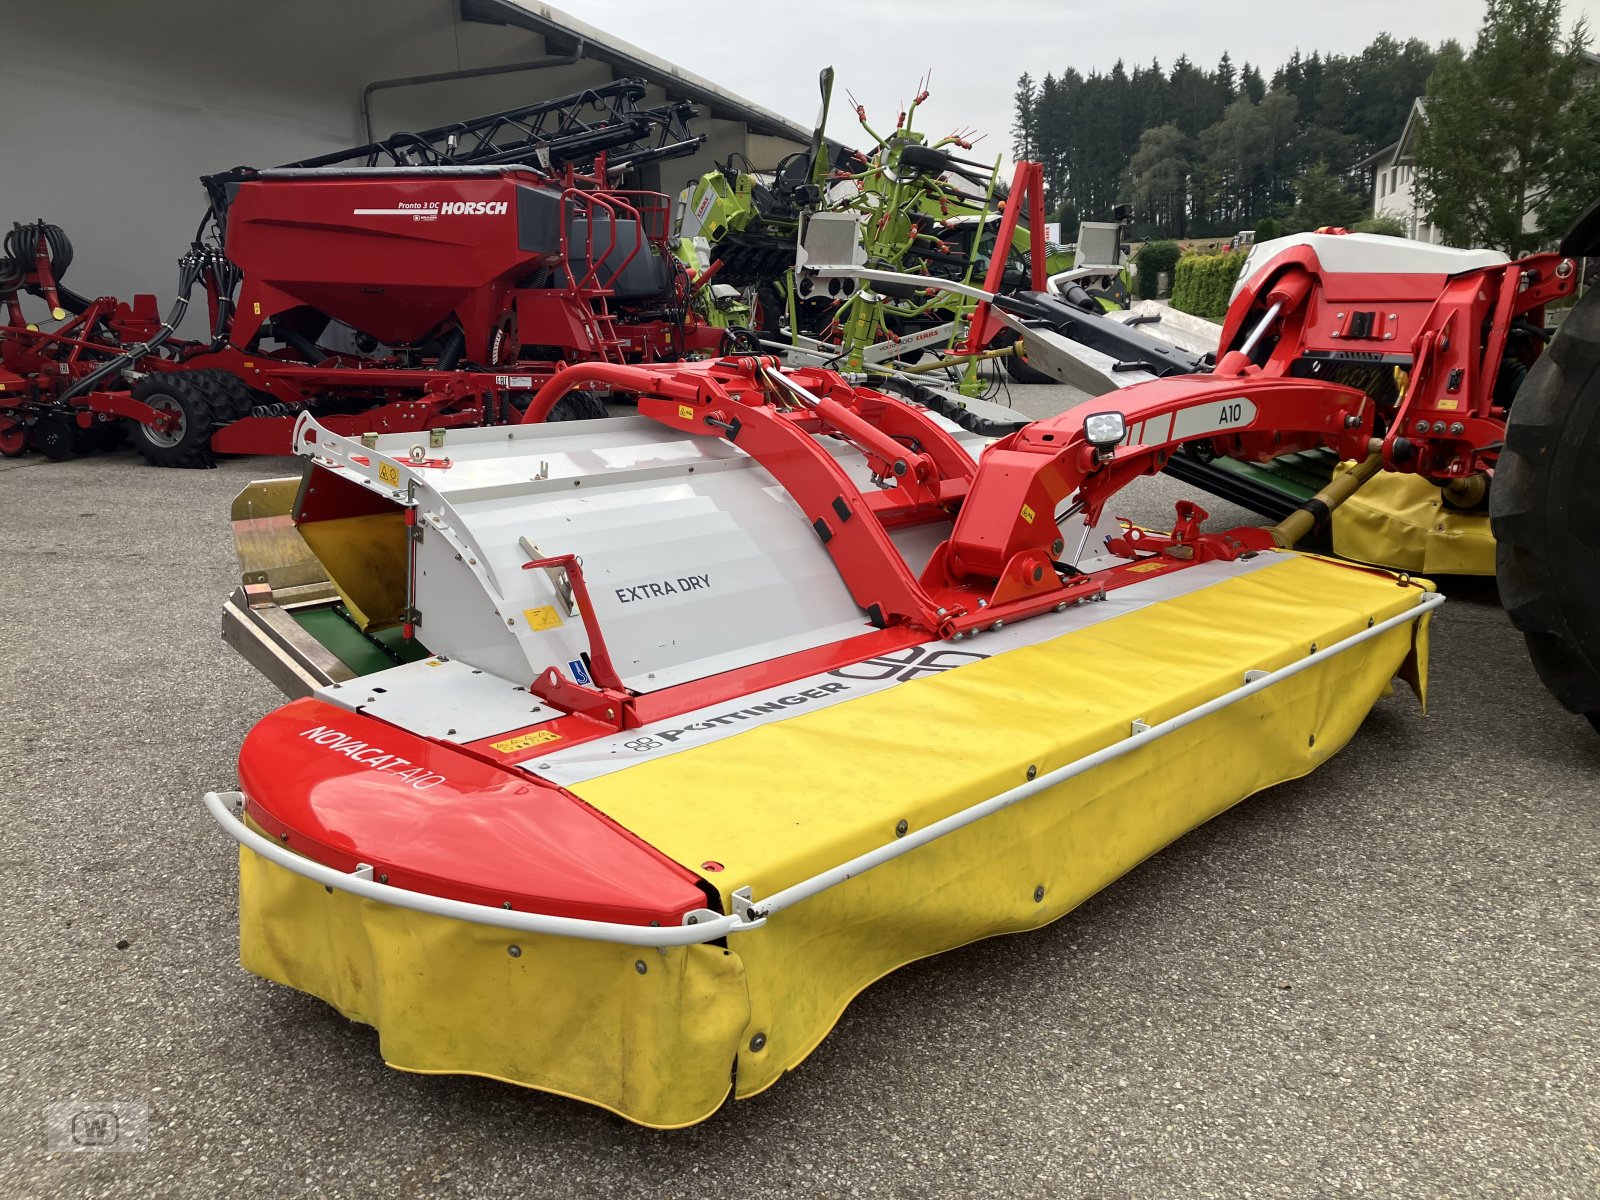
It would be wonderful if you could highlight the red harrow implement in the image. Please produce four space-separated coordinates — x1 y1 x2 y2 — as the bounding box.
0 220 223 459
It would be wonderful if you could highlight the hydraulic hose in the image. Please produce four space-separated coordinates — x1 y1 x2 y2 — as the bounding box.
2 221 94 315
56 249 206 404
4 221 72 278
435 326 466 370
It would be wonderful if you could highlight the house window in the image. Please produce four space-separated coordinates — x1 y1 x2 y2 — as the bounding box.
1379 174 1388 198
1390 167 1398 190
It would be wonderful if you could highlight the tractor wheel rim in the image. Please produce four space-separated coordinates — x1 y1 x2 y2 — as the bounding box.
0 425 25 454
141 396 184 447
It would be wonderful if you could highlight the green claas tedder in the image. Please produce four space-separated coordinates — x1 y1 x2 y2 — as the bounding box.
673 69 1077 397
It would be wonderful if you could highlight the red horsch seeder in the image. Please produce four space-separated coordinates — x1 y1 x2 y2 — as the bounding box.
1 80 724 465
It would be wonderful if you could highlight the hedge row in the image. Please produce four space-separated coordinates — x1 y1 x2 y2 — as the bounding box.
1171 249 1248 318
1132 240 1181 300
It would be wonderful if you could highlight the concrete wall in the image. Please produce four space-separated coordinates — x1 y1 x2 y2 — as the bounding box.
1 0 804 327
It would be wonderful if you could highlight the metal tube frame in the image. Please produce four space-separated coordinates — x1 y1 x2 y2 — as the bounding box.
205 588 1440 946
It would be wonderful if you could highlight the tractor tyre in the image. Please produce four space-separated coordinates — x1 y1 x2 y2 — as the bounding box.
1491 285 1600 732
32 415 78 460
546 391 610 422
201 369 261 421
127 372 222 468
1002 333 1056 385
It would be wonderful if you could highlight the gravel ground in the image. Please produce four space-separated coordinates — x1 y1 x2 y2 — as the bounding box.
1 384 1596 1199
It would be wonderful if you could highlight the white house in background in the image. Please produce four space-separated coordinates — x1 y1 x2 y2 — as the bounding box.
1357 99 1441 244
1359 53 1600 247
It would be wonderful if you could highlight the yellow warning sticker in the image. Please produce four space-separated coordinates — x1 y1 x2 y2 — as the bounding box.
378 461 400 488
523 605 563 631
1020 504 1036 525
1127 562 1169 574
678 404 695 421
490 730 563 753
1436 398 1460 411
252 302 261 315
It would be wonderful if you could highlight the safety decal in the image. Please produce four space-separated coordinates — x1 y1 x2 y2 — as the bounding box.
524 605 563 631
490 730 563 753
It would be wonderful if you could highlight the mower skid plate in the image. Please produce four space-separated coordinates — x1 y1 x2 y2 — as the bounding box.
216 550 1436 1127
1330 467 1495 576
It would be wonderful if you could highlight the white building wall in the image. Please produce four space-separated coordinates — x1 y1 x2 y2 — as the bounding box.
1 0 804 326
1372 160 1442 244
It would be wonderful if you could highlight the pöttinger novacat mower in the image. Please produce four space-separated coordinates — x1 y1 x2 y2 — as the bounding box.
206 350 1439 1126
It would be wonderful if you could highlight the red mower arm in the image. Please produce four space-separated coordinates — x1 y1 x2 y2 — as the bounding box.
941 374 1376 583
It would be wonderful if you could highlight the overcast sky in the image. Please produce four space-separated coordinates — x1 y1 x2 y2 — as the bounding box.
556 0 1600 171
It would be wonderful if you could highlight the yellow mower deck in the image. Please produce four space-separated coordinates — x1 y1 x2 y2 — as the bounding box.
238 552 1432 1127
1331 468 1496 576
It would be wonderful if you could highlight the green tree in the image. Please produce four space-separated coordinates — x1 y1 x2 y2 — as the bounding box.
1217 52 1237 103
1010 34 1447 239
1200 96 1270 227
1415 0 1600 255
1128 124 1194 237
1285 160 1369 231
1011 73 1037 162
1241 63 1267 104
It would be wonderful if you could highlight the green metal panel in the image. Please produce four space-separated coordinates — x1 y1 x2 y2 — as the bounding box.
291 606 432 677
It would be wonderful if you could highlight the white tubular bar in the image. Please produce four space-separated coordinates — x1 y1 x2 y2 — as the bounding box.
807 265 998 306
202 790 757 947
206 588 1440 942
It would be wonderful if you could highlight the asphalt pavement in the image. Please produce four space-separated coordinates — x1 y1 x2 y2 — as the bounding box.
1 383 1596 1198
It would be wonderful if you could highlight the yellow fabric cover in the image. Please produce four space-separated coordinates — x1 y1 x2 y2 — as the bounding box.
240 848 751 1127
238 552 1432 1127
1330 465 1495 576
